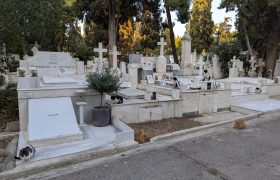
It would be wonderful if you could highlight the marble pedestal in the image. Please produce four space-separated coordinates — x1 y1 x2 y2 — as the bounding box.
248 71 257 77
128 64 141 88
229 68 239 77
76 101 87 125
179 63 193 76
141 70 153 81
156 56 167 73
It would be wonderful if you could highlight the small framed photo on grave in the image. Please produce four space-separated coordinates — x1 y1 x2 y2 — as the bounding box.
147 75 155 84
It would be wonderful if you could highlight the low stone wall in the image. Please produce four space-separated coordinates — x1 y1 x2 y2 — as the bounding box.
111 99 182 124
181 89 231 117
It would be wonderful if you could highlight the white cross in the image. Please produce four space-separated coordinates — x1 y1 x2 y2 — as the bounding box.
230 56 238 68
94 42 107 60
109 46 121 68
157 37 167 57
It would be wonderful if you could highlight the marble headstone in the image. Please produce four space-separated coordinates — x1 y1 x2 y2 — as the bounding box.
129 54 142 64
21 51 83 77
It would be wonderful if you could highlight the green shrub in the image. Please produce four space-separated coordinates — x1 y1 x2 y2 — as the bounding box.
210 42 242 78
0 75 5 86
0 83 18 115
87 67 121 107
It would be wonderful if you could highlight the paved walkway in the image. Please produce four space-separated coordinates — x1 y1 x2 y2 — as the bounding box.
35 112 280 180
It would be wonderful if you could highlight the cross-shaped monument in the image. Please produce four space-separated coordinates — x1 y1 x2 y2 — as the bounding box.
109 46 121 68
157 37 167 57
94 42 107 61
230 56 238 68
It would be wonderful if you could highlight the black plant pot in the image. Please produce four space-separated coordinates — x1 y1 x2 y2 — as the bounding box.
92 106 111 127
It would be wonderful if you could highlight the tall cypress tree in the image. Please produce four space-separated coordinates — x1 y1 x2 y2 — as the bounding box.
189 0 214 54
139 0 162 55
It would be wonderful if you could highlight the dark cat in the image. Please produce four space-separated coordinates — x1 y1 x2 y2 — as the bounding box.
15 144 36 161
111 95 123 104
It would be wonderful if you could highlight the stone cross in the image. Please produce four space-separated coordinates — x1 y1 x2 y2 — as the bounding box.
94 42 107 61
157 37 167 57
230 56 238 68
109 46 121 68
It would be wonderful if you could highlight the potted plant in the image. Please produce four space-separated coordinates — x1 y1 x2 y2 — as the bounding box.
86 66 121 127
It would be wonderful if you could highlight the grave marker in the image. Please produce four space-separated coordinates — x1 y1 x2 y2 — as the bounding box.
157 37 167 57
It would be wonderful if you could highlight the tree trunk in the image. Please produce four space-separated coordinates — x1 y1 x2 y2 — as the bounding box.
165 4 179 64
21 37 28 56
108 0 116 68
265 46 278 78
264 16 280 78
243 23 253 57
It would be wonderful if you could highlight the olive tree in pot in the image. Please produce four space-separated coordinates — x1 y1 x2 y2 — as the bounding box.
86 67 121 127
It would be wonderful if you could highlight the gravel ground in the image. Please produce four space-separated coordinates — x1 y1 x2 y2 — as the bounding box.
0 137 13 171
0 112 18 133
129 117 202 143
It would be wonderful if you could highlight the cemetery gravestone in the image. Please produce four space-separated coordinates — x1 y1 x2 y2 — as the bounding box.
141 57 155 80
156 37 167 73
180 29 193 75
129 54 142 64
229 56 239 77
109 46 121 68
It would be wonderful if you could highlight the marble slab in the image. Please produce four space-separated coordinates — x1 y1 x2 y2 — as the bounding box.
28 97 83 146
119 88 146 99
42 76 77 84
233 99 280 112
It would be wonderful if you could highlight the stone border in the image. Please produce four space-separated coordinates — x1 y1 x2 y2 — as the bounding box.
0 141 138 180
150 112 264 143
0 110 267 179
0 132 19 140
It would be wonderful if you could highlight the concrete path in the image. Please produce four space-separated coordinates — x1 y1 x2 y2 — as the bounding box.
24 112 280 180
194 111 245 124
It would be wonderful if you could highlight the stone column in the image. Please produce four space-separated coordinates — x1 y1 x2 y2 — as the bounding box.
128 64 139 88
212 54 222 79
180 29 193 75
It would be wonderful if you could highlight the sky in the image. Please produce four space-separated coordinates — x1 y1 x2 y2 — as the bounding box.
169 0 237 37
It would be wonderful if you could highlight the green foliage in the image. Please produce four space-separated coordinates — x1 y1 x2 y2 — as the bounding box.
210 42 242 77
214 17 237 44
167 0 191 24
138 0 162 55
190 0 214 53
0 54 19 73
0 0 66 54
87 67 121 107
219 0 280 74
0 75 5 86
0 83 18 115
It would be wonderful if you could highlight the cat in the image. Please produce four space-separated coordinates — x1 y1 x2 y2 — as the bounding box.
111 95 123 104
14 144 36 161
